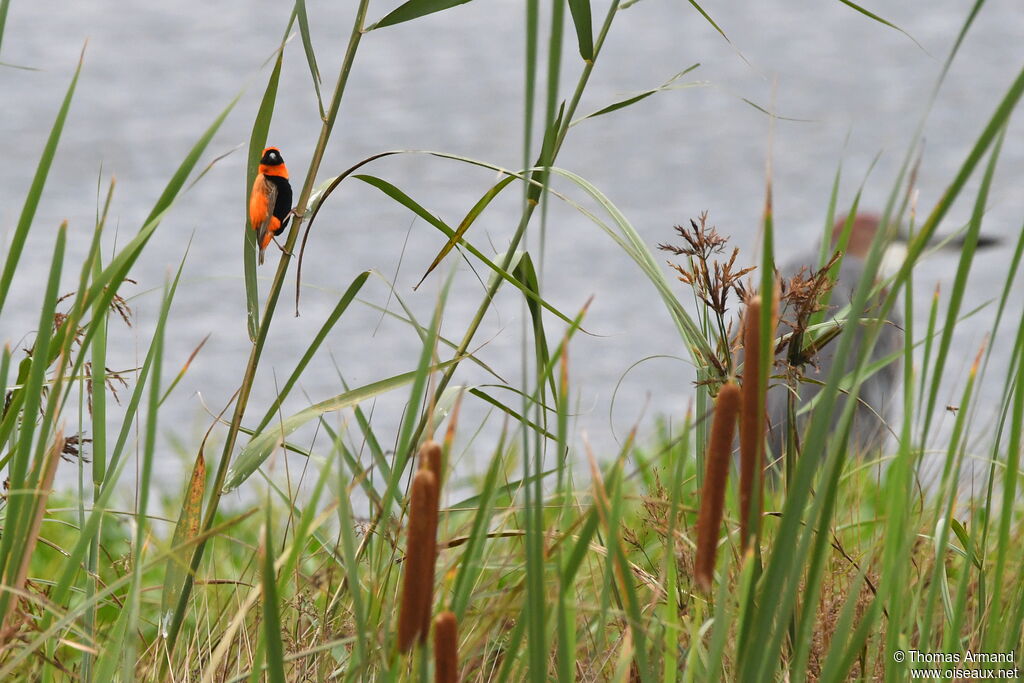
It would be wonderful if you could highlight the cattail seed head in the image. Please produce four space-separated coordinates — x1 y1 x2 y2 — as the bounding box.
398 469 439 653
695 381 741 592
433 611 459 683
739 296 764 549
419 439 443 484
417 442 443 643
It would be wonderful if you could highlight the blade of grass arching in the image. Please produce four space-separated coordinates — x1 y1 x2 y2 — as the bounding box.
567 0 592 60
259 504 287 683
920 131 1004 442
294 0 324 118
571 65 701 124
816 568 874 682
222 358 461 492
469 388 556 441
252 271 370 434
122 275 168 678
546 167 715 366
834 0 923 49
369 0 473 29
353 173 578 327
415 175 516 289
0 223 66 632
245 29 292 341
0 50 81 318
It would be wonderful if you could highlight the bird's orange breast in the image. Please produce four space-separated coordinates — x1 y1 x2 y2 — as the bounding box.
249 174 270 228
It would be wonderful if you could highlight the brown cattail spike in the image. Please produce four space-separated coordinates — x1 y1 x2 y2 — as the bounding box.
739 296 763 549
419 440 443 483
433 611 459 683
417 440 443 643
695 382 741 592
397 469 439 652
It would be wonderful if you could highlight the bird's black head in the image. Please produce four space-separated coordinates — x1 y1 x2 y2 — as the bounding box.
261 147 284 166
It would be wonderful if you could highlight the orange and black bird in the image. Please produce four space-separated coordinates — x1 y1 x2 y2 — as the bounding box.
249 147 293 265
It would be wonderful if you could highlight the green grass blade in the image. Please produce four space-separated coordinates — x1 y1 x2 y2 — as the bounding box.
245 42 288 341
0 223 66 627
567 0 593 60
415 175 517 289
294 0 325 117
572 65 701 123
369 0 473 30
260 504 287 683
223 359 460 492
252 271 370 435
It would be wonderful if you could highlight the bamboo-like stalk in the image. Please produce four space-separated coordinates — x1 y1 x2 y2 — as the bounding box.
398 469 440 653
695 382 741 592
433 611 459 683
162 0 374 655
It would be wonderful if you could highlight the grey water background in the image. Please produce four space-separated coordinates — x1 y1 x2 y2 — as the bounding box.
1 0 1022 492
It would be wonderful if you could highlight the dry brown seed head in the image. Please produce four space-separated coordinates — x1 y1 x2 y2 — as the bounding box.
434 611 459 683
397 469 439 653
695 382 741 592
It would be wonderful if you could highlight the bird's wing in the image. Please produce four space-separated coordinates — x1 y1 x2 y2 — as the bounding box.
255 176 278 251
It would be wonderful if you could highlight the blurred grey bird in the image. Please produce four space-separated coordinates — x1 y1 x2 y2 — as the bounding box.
764 213 998 466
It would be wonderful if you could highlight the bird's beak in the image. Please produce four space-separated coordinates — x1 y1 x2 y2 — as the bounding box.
939 232 1002 251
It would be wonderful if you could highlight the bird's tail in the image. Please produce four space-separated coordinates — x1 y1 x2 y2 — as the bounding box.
258 246 266 265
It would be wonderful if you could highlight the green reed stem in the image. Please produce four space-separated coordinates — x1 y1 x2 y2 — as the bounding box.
162 0 372 656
